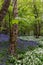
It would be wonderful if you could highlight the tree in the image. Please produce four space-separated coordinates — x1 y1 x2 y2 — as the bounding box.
0 0 10 21
9 0 18 56
33 0 41 38
0 0 11 33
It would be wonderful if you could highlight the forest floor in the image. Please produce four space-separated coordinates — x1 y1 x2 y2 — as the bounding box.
0 34 43 65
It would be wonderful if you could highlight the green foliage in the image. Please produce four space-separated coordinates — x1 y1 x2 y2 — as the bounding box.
17 0 43 35
7 48 43 65
8 2 13 13
10 19 18 25
0 0 43 35
0 0 4 10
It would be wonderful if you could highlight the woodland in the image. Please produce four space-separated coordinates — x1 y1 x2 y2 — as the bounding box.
0 0 43 65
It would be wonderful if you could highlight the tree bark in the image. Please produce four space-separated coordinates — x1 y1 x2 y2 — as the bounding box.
10 0 18 56
0 0 10 33
0 0 10 21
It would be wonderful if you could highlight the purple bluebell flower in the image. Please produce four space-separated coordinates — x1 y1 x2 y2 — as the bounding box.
0 34 9 42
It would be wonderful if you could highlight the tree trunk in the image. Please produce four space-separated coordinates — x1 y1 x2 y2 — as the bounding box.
0 0 10 33
10 0 18 56
0 0 10 21
33 1 40 38
34 22 40 38
10 24 18 55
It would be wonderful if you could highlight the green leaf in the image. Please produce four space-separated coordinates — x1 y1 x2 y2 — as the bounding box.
10 19 18 25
